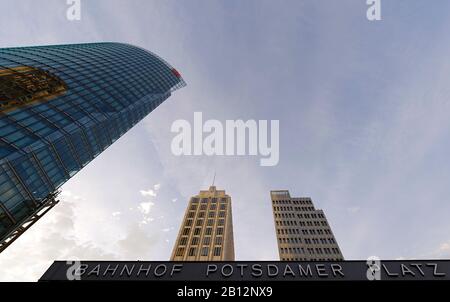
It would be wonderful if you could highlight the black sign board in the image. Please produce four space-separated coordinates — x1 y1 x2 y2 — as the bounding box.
39 260 450 281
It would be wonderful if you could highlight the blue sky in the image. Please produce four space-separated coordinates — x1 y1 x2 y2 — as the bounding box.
1 0 450 281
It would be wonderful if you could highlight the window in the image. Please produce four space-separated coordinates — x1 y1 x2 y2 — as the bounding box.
207 219 214 226
205 227 212 235
196 219 204 226
198 211 205 218
185 219 193 226
215 236 222 245
201 247 209 257
194 227 201 235
218 219 225 226
216 227 224 235
190 204 197 211
220 204 226 210
191 237 199 245
219 211 226 218
208 211 215 218
176 248 185 257
182 228 190 236
180 236 187 245
188 247 197 257
203 237 211 245
214 247 221 257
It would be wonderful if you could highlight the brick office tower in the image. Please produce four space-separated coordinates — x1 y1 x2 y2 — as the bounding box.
171 186 235 261
271 190 344 261
0 43 185 252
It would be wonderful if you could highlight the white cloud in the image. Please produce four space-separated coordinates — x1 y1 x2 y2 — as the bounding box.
139 183 161 198
138 201 155 215
0 195 117 281
139 217 154 225
140 189 156 197
117 225 159 259
0 187 169 281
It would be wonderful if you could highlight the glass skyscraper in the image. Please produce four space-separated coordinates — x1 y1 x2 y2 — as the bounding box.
0 42 185 251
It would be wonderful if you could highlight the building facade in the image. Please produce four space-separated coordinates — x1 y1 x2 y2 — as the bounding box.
0 43 185 251
271 190 344 261
171 186 235 261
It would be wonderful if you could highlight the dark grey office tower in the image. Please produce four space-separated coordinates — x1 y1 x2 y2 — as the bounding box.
271 190 344 261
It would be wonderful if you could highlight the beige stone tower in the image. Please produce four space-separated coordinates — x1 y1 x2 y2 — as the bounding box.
171 186 235 261
271 190 344 261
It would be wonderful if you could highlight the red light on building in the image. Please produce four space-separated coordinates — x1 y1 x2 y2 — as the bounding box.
171 68 181 78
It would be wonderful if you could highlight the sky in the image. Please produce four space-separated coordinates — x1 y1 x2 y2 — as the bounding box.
1 0 450 281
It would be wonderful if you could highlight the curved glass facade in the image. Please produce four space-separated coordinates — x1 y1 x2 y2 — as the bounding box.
0 42 185 243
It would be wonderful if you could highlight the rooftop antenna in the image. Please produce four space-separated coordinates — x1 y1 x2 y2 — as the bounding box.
212 171 216 187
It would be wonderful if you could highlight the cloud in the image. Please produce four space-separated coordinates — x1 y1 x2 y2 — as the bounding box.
0 191 117 281
0 188 169 281
139 183 161 198
117 225 159 259
140 189 157 197
138 201 155 215
139 217 154 225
